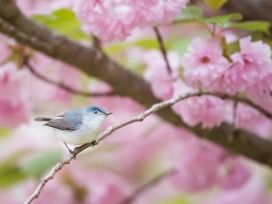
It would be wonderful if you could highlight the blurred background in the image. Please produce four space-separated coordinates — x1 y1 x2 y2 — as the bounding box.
1 0 272 203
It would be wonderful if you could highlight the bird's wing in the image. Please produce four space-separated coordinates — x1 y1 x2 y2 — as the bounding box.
44 116 76 131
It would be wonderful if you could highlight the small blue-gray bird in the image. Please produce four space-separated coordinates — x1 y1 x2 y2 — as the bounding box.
35 106 112 158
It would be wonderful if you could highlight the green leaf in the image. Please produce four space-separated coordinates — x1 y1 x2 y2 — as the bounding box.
226 21 271 36
0 150 32 187
104 44 128 55
175 5 203 21
201 13 242 27
156 196 190 204
203 0 228 11
173 5 204 24
0 168 26 187
174 11 242 28
0 128 9 139
226 41 240 56
104 38 172 55
20 150 62 178
134 38 169 50
32 9 88 40
171 36 198 55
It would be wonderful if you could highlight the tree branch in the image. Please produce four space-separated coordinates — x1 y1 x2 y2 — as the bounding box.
153 27 172 74
22 56 115 97
24 91 272 204
196 92 272 120
1 0 272 181
223 0 272 23
0 16 53 53
0 1 175 124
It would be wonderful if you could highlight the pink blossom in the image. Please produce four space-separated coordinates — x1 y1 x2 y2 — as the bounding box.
28 53 81 104
235 103 272 138
171 79 195 95
0 190 12 204
218 159 251 190
0 62 30 128
72 0 188 42
246 72 272 112
181 37 229 88
16 0 70 16
206 174 269 204
27 53 58 104
112 124 191 178
46 63 81 103
16 0 51 15
7 177 77 204
0 42 11 64
0 101 30 128
172 90 232 129
171 79 233 128
71 169 131 204
172 140 226 191
144 50 181 100
221 36 272 94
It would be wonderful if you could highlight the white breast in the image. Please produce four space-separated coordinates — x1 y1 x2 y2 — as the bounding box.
55 115 106 145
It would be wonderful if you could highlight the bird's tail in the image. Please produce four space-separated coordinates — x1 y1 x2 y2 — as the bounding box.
35 117 52 122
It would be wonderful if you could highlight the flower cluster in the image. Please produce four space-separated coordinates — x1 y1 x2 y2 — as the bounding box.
0 62 30 127
72 0 189 42
144 36 272 130
1 1 272 204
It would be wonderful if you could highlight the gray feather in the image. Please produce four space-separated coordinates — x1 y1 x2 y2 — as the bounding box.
63 108 84 127
37 108 85 131
44 117 76 131
35 117 52 122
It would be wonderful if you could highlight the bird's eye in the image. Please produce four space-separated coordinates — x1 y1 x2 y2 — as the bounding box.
93 110 98 115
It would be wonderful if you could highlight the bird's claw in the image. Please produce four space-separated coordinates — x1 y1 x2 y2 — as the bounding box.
91 140 98 147
69 150 77 160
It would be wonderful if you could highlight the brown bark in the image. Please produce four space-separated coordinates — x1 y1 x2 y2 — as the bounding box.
1 0 272 167
223 0 272 23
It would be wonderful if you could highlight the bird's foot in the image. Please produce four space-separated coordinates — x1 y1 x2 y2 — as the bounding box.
91 140 98 147
69 149 77 160
63 142 77 160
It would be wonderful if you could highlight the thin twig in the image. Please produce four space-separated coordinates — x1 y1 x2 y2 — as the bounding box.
119 170 175 204
24 90 272 204
153 27 172 74
202 23 214 36
2 0 272 183
22 56 115 97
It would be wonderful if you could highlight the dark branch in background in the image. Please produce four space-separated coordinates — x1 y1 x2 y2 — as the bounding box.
120 170 175 204
153 27 172 74
229 100 238 142
0 0 184 125
195 0 272 32
0 16 53 53
22 56 115 97
1 0 272 172
223 0 272 24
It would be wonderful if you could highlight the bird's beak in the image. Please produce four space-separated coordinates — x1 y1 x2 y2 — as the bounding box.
105 112 112 116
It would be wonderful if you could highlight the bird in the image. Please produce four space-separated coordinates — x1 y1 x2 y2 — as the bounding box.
35 106 112 159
